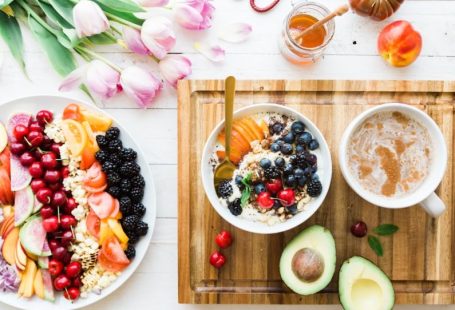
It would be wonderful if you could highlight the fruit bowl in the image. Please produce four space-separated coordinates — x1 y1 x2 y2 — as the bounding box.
201 103 332 234
0 95 156 310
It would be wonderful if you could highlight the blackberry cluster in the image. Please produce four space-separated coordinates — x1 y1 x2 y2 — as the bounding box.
228 198 242 216
122 215 148 244
124 244 136 259
217 180 233 198
263 167 281 180
307 180 322 197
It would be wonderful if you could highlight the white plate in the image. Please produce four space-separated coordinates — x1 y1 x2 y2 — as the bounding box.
0 95 156 310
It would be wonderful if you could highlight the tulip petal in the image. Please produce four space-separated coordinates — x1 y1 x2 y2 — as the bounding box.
58 66 87 92
121 66 163 108
218 23 253 43
135 0 169 7
194 42 225 62
86 60 120 100
73 0 110 38
123 27 150 55
159 55 192 88
141 16 176 60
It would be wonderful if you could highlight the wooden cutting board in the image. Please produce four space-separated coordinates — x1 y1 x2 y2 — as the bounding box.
177 80 455 305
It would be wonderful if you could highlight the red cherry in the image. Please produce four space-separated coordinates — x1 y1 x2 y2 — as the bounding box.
19 152 35 167
10 142 26 155
31 179 46 193
277 189 295 207
26 130 44 147
41 135 53 150
28 121 43 132
266 179 283 194
351 221 368 238
215 230 233 249
257 192 274 209
51 191 67 207
52 246 67 261
36 110 53 126
60 230 74 246
61 166 70 179
41 152 58 169
29 162 44 178
48 182 62 192
209 250 226 269
48 239 60 252
40 205 54 219
72 277 82 288
48 259 64 277
44 169 61 184
65 261 82 278
53 274 71 291
13 124 29 141
60 215 76 229
64 287 80 300
63 252 72 265
36 188 52 204
32 149 44 161
43 216 59 232
65 198 78 213
50 143 61 156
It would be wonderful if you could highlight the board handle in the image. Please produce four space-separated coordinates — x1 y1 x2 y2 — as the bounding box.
420 192 446 218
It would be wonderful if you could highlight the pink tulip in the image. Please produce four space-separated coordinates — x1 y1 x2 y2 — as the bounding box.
159 55 192 88
141 17 176 60
174 0 215 30
120 66 163 108
73 0 109 38
136 0 169 7
123 27 150 55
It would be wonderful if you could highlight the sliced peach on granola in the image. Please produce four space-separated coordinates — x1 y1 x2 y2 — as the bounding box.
232 122 255 143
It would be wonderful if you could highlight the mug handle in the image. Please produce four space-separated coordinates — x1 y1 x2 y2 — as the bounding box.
420 192 446 218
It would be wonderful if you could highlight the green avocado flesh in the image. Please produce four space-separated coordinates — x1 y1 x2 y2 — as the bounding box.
339 256 395 310
279 225 336 295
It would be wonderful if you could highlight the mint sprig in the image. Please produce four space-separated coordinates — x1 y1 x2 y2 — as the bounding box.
240 173 252 207
373 224 399 236
367 223 399 256
368 235 383 256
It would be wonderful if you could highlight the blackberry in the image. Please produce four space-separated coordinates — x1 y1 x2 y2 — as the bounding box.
307 180 323 197
120 179 131 194
291 153 308 168
120 162 140 177
132 203 146 218
95 150 109 163
108 139 123 153
107 172 121 186
263 167 281 180
102 161 117 173
217 180 233 198
96 135 109 149
122 215 139 231
135 221 148 236
124 244 136 259
130 187 144 203
109 153 122 166
131 175 145 189
107 186 121 198
106 127 120 141
121 148 137 162
228 198 242 216
119 197 132 215
127 234 139 244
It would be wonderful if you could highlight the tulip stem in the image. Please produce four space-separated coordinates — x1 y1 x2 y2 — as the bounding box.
16 0 59 37
75 46 123 72
105 12 142 30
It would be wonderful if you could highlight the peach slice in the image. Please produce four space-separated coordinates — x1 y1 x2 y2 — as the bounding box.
2 227 19 266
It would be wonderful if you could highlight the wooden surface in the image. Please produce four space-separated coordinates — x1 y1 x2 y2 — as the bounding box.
1 0 455 309
178 79 455 305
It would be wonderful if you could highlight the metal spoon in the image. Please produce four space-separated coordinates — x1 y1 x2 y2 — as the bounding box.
214 76 236 187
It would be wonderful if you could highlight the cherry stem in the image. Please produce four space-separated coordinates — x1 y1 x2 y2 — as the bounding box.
64 287 73 302
23 137 32 147
57 207 61 223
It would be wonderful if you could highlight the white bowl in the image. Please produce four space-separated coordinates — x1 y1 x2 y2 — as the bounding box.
0 95 156 310
201 103 332 234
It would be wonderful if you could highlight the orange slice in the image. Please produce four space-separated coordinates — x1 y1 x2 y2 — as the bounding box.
61 119 87 156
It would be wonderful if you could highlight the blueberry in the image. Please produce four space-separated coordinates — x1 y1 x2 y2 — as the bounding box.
275 139 285 146
291 121 305 134
287 204 298 215
275 157 285 168
303 167 313 176
305 154 317 166
294 168 305 178
295 144 305 153
272 123 284 134
235 175 243 185
297 132 312 145
308 139 319 150
312 173 320 180
273 200 282 209
281 143 293 155
298 176 307 187
259 158 272 169
270 143 280 152
283 132 295 143
311 165 318 173
283 163 294 175
285 175 296 187
254 183 266 194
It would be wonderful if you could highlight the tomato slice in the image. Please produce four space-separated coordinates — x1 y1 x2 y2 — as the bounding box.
98 236 130 272
63 104 83 121
86 210 100 239
109 199 120 218
83 162 107 189
61 119 88 156
88 192 114 219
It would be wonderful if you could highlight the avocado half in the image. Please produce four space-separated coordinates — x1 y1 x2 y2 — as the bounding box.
279 225 336 295
339 256 395 310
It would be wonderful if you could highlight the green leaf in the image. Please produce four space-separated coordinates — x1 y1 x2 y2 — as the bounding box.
373 224 399 236
95 0 144 13
98 3 143 26
0 11 26 74
240 173 253 207
0 0 14 10
48 0 74 26
28 15 76 76
37 1 73 29
368 235 383 256
87 32 117 45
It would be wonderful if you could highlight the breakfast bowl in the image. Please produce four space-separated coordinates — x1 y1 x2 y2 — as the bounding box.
201 103 332 234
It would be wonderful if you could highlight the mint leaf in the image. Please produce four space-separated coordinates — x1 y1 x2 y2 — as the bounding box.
373 224 399 236
240 173 252 207
368 235 383 256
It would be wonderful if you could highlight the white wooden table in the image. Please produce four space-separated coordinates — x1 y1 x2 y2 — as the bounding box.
1 0 454 309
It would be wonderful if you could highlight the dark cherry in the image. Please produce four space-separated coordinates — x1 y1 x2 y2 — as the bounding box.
60 215 76 229
41 152 58 169
36 188 52 204
36 110 53 126
10 142 27 155
19 152 35 167
63 287 80 300
31 179 46 193
50 143 61 156
41 135 53 150
29 162 44 178
44 169 61 184
60 230 74 247
48 259 64 277
72 277 82 288
48 182 62 192
65 261 82 278
43 215 59 232
26 130 44 147
28 121 43 132
64 198 78 213
61 166 70 179
13 124 29 141
48 239 60 252
52 246 67 262
53 274 71 291
62 252 72 265
51 191 67 207
351 221 368 238
40 205 54 219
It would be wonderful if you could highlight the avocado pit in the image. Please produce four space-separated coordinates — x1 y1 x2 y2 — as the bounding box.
291 248 324 282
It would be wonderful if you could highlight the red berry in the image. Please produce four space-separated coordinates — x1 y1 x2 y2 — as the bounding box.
36 188 52 204
48 182 62 192
277 189 295 207
41 135 53 149
13 124 29 141
10 142 26 155
41 152 58 169
65 198 78 213
43 215 59 232
61 166 70 179
60 230 74 246
19 152 35 167
31 179 46 193
52 246 67 261
64 287 80 300
215 230 233 249
36 110 53 126
44 169 61 184
48 239 60 252
60 215 76 229
257 192 274 209
266 179 283 194
51 191 67 207
351 221 368 238
209 250 226 269
28 121 43 132
50 143 61 156
29 162 44 178
54 274 71 291
72 277 82 288
65 261 82 278
40 205 54 219
48 259 64 277
26 130 44 147
62 252 72 265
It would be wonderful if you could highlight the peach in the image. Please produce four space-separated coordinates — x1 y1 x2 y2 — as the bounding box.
378 20 422 67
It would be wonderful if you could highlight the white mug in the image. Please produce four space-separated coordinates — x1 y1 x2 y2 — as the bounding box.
339 103 448 217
